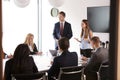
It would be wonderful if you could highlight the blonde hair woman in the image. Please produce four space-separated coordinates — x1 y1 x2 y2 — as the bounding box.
24 33 42 55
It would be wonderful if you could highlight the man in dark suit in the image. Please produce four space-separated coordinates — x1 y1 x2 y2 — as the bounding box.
48 37 78 80
53 11 73 50
84 36 109 80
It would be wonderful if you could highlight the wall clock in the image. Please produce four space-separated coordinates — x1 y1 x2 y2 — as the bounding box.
51 8 59 17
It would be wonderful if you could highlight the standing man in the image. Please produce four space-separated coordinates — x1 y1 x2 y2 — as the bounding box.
53 11 73 50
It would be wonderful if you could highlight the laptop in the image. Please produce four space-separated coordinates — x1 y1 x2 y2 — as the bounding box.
80 49 93 58
49 50 57 56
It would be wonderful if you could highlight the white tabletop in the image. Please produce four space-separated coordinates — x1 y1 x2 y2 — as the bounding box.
3 52 84 74
3 54 53 74
31 54 52 71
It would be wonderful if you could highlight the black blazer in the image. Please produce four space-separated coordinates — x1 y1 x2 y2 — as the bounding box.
48 51 78 80
53 21 73 39
30 43 38 55
84 47 109 73
4 57 38 80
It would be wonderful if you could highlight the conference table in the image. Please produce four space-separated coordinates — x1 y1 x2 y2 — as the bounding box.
3 52 52 73
3 52 85 74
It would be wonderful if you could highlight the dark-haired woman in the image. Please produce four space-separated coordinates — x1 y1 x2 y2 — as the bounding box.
4 44 38 80
75 19 93 57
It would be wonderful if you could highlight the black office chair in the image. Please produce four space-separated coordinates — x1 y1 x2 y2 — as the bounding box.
101 42 105 48
84 65 101 80
58 66 85 80
99 62 109 80
105 41 109 49
85 62 109 80
11 72 45 80
85 71 99 80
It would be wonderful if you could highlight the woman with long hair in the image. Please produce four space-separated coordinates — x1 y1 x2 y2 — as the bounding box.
24 33 42 55
4 44 38 80
75 19 93 57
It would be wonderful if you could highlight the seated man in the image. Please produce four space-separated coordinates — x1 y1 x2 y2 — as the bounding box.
48 37 78 80
84 36 109 80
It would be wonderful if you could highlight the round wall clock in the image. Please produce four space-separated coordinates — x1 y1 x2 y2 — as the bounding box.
51 8 59 17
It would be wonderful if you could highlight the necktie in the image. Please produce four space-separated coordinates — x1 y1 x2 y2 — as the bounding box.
60 23 64 36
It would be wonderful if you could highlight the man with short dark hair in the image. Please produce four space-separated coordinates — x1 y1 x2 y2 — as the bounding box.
48 37 78 80
53 11 73 50
58 37 69 51
84 36 109 80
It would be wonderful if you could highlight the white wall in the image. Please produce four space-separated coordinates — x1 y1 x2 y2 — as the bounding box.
2 0 110 55
41 0 110 55
2 0 39 54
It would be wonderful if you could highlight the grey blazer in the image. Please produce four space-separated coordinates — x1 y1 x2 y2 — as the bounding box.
84 47 109 73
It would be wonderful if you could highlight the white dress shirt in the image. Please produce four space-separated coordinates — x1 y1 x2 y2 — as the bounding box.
60 21 65 28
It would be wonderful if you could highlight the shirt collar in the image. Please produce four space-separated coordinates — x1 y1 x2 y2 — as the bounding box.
93 47 100 52
58 50 69 56
60 21 65 24
57 50 63 56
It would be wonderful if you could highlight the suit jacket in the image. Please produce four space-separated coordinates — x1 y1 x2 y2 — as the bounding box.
30 43 38 55
84 47 109 73
48 50 78 80
53 21 73 39
4 57 38 80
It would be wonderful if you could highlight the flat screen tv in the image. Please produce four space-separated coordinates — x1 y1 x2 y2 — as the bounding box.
87 6 110 33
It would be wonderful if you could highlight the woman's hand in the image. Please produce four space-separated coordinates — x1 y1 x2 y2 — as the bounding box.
50 61 53 65
36 52 42 55
7 54 13 58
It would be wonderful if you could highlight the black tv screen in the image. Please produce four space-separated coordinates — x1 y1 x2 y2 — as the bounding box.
87 6 110 33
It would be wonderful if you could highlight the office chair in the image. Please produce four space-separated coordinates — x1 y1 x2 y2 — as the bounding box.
102 42 105 48
11 72 45 80
85 61 109 80
98 61 109 80
84 65 101 80
58 66 85 80
85 71 99 80
105 41 109 49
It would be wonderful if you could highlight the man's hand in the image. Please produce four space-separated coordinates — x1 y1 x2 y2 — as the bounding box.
81 56 88 61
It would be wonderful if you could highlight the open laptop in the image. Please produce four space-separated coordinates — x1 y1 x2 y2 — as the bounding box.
49 50 57 56
80 49 93 58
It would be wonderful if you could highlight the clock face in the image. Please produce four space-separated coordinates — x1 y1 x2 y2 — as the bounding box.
51 8 59 17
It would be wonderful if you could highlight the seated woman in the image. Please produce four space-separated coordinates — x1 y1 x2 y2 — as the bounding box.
24 33 42 55
4 44 38 80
